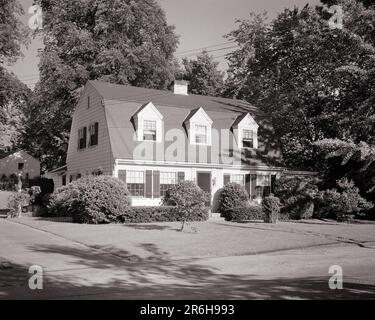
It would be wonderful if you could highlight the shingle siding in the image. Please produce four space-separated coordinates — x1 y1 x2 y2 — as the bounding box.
66 83 114 178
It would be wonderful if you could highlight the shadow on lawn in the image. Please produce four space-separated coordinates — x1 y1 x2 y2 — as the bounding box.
125 224 181 231
1 243 375 300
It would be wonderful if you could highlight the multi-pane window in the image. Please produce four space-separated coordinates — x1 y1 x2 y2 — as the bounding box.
195 124 207 144
257 174 270 187
143 120 157 141
255 174 271 198
126 171 145 196
88 122 99 146
78 127 87 149
160 172 177 197
242 129 254 148
231 174 245 187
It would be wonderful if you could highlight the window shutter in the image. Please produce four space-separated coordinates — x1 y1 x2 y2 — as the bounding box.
77 129 81 150
145 170 153 198
118 170 126 183
177 172 185 183
153 170 160 198
223 174 230 186
271 175 276 194
250 174 257 200
245 174 251 198
94 122 99 145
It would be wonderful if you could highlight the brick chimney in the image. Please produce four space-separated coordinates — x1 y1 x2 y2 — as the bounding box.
173 80 189 95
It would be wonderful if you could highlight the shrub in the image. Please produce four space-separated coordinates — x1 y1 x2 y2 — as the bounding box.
119 205 209 223
315 178 373 219
162 181 209 223
27 186 41 205
225 205 263 221
262 195 281 223
7 192 30 217
217 183 249 217
274 175 319 220
47 175 131 223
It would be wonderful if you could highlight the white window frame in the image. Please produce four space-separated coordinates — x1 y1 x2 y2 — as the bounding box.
126 170 145 197
143 119 157 141
160 171 177 197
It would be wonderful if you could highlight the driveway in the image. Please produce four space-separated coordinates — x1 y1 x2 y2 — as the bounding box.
1 217 375 299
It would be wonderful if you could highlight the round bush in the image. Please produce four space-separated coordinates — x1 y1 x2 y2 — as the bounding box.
162 181 209 221
48 175 131 224
262 195 281 223
217 183 249 216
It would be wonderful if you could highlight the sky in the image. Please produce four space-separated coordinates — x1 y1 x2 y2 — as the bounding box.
7 0 321 88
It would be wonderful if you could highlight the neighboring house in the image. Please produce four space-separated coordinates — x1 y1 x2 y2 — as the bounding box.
64 80 290 206
43 165 67 190
0 149 40 180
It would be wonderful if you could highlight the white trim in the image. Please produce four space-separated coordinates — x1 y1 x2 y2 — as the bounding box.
115 158 284 171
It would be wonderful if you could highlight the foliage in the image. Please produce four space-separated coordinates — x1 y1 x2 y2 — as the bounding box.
0 68 31 150
182 51 225 96
223 0 375 194
120 205 208 223
162 181 210 224
25 0 179 170
225 205 263 221
47 176 131 223
315 178 373 218
262 195 281 223
274 175 319 220
7 191 30 217
27 186 41 205
0 0 29 64
217 183 249 217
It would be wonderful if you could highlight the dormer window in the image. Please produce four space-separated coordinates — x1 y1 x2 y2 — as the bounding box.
195 124 208 144
232 113 259 149
132 102 163 143
242 129 254 149
184 107 213 146
143 120 157 141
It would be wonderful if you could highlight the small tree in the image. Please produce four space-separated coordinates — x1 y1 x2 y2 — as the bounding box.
163 181 209 231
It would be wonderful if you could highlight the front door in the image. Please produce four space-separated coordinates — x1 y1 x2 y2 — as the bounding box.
197 172 211 206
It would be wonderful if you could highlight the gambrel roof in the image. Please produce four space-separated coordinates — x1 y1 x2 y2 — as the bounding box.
85 80 282 167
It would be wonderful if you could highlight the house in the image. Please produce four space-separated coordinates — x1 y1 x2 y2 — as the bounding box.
0 149 40 181
43 165 67 190
64 80 288 206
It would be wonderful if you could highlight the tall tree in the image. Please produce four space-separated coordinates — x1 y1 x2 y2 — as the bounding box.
0 68 31 149
26 0 179 170
224 1 375 199
0 0 30 150
0 0 29 64
182 51 224 96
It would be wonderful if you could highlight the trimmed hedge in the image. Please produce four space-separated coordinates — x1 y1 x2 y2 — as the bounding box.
48 175 131 224
217 183 249 218
225 205 263 221
120 205 209 223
